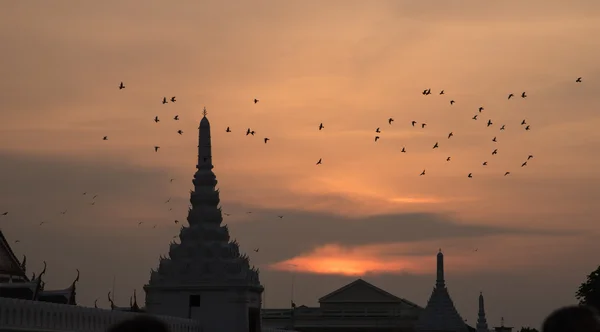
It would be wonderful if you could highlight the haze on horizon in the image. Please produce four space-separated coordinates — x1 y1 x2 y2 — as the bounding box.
1 0 599 329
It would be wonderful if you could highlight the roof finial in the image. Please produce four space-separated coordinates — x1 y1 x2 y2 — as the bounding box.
203 107 207 117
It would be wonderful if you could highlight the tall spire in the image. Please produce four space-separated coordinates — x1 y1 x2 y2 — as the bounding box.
197 107 213 171
436 248 445 288
477 292 489 332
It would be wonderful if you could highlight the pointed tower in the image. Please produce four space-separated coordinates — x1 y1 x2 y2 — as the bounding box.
476 292 489 332
144 108 264 332
416 249 468 332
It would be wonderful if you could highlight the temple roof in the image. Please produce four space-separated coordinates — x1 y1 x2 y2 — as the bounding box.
0 229 26 278
417 250 467 332
319 278 420 307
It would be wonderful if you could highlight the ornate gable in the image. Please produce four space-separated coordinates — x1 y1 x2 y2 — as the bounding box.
0 230 26 278
319 279 418 306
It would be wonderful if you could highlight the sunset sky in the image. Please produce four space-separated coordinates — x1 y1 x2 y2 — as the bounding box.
1 0 600 328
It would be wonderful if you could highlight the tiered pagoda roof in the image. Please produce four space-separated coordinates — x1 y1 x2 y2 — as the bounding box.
417 250 468 332
146 108 261 290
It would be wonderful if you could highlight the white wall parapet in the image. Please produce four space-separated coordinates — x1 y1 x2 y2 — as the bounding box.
0 296 202 332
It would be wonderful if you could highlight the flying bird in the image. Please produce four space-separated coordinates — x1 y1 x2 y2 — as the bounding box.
174 115 179 120
487 119 493 127
421 123 426 128
138 222 144 226
482 161 488 166
433 142 439 149
473 115 478 120
388 118 394 124
170 178 175 182
170 96 176 102
174 220 179 224
500 125 505 130
576 77 582 82
525 125 531 131
246 128 251 136
492 137 497 142
450 100 455 105
376 128 381 133
254 248 259 252
165 198 171 203
492 149 498 155
277 215 283 219
177 130 183 135
448 132 453 139
226 127 231 132
375 136 380 142
162 97 168 104
440 90 444 95
316 158 322 165
521 161 528 167
508 93 514 99
319 123 324 130
521 92 527 98
154 146 160 152
504 172 511 176
420 169 426 176
119 82 125 89
527 155 534 160
411 121 417 127
478 107 484 112
1 212 7 216
264 138 270 143
154 116 160 123
103 136 108 140
254 98 259 104
401 147 406 153
446 157 451 161
468 173 473 178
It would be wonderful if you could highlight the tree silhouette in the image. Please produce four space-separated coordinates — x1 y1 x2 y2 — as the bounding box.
576 265 600 310
518 327 539 332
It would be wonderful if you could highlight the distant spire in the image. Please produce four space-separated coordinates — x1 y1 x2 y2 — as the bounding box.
436 249 445 288
202 107 207 117
476 291 489 332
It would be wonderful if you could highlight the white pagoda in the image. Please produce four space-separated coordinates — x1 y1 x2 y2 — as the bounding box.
144 108 264 332
416 249 468 332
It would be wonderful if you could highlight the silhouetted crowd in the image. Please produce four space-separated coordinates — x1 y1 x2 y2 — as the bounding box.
106 305 599 332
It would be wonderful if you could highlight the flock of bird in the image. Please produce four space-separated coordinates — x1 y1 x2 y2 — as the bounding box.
0 76 586 246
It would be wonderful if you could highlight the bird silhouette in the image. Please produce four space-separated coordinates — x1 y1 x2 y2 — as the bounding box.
316 158 322 165
440 90 444 95
170 178 175 182
254 248 259 252
576 77 582 82
170 96 176 102
319 123 324 130
154 146 160 152
177 130 183 135
165 198 171 203
138 222 143 226
482 161 488 166
250 130 255 135
521 92 527 98
508 93 514 99
374 136 380 142
448 132 453 139
411 121 417 127
433 142 439 149
162 97 168 104
421 123 426 128
119 82 125 89
103 136 108 140
1 212 7 216
14 240 20 243
246 128 251 136
401 147 406 153
254 98 259 104
468 173 473 178
174 220 179 224
525 125 531 131
388 118 394 124
154 116 160 123
527 155 534 160
277 215 283 219
487 119 493 127
500 125 506 130
375 128 381 133
492 137 497 142
492 149 498 155
264 138 270 143
226 127 231 132
504 172 511 176
450 100 455 105
473 115 478 120
446 157 451 161
420 169 426 176
521 119 527 125
478 107 484 112
521 161 528 167
174 115 179 120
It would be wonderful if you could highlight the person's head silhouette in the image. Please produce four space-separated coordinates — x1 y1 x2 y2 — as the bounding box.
107 315 170 332
542 305 600 332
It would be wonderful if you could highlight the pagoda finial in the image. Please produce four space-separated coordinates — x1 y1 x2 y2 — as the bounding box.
203 107 207 117
436 249 445 288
